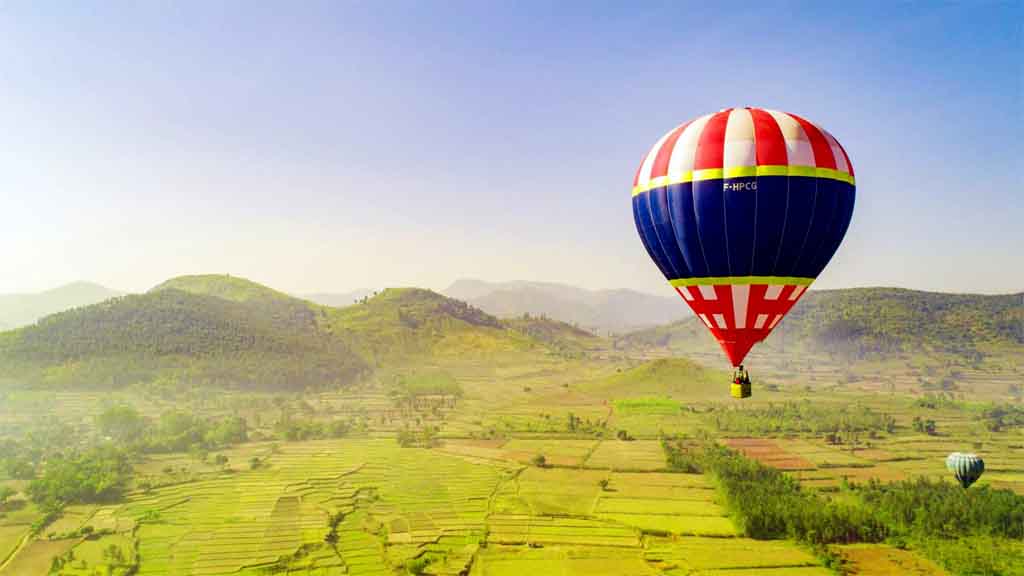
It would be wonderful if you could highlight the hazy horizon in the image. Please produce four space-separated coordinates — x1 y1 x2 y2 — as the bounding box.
3 2 1021 297
5 274 1023 302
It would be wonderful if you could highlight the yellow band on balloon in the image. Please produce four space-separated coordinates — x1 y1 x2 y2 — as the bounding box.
632 165 854 196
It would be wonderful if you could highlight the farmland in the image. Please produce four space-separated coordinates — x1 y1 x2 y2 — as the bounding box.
7 387 1019 575
0 280 1021 575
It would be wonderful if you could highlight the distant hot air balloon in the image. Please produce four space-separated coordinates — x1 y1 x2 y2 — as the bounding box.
632 108 855 398
946 452 985 489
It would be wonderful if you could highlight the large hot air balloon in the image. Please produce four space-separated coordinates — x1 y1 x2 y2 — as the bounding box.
632 108 855 398
946 452 985 489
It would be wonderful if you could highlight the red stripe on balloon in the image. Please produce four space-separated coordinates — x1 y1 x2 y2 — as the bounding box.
748 108 788 166
650 121 692 179
693 109 732 170
787 113 837 170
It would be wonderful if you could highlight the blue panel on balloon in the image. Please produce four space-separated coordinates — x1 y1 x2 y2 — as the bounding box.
751 175 789 276
632 176 855 282
665 182 708 278
692 179 730 276
722 177 758 276
648 187 691 279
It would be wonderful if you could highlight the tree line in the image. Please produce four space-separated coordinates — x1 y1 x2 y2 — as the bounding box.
662 438 1024 575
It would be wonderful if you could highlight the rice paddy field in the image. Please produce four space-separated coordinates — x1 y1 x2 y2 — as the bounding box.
2 434 840 575
2 350 1022 575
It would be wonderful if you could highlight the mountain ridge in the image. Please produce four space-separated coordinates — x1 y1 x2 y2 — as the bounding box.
0 281 124 329
618 287 1024 363
0 277 573 389
444 278 686 333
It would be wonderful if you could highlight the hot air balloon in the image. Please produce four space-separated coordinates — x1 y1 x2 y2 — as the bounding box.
632 108 855 398
946 452 985 489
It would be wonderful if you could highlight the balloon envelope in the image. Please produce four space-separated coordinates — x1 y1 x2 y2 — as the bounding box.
632 107 855 366
946 452 985 488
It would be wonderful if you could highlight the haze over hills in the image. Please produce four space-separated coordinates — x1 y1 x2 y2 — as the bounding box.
619 287 1024 364
302 289 376 308
0 281 123 329
0 277 368 389
0 275 585 389
444 278 686 334
1 275 1019 391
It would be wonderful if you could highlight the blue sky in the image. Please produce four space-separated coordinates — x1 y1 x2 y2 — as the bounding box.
1 1 1021 296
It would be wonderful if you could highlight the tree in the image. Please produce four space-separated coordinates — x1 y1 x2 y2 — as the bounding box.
103 544 125 564
566 413 579 432
598 479 610 491
397 429 417 447
205 416 248 446
531 454 547 468
96 405 147 443
27 447 132 512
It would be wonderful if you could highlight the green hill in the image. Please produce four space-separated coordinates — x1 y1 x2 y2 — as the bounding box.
0 283 367 390
619 288 1024 364
0 278 587 389
503 314 603 356
151 274 293 303
582 358 724 400
322 287 538 364
0 281 123 329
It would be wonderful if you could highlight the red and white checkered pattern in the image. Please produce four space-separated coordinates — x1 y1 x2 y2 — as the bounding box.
674 283 808 366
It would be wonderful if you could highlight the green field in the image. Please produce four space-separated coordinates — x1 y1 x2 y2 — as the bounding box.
1 277 1021 575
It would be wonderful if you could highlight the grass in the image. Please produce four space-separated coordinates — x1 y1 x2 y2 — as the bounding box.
0 526 26 569
645 536 826 573
584 440 666 470
0 538 77 576
3 299 1023 576
613 396 681 414
500 438 598 467
471 546 657 576
833 543 947 576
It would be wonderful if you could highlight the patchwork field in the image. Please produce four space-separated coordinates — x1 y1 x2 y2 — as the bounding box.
4 349 1023 574
722 438 815 471
644 537 829 575
834 544 948 576
584 440 667 471
7 434 842 575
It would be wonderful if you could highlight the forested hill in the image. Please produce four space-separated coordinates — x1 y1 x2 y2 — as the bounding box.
619 287 1024 361
321 287 534 364
0 288 368 389
151 274 293 303
0 277 586 389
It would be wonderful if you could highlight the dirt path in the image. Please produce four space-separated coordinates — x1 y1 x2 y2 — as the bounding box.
0 531 32 575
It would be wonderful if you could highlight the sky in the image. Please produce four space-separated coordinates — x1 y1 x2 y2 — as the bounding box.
1 1 1021 297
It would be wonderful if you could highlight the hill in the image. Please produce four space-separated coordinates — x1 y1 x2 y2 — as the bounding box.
503 314 604 357
302 289 376 308
322 287 539 365
0 281 123 329
582 357 724 400
0 281 367 389
0 277 593 389
444 279 685 334
151 274 293 303
619 287 1024 365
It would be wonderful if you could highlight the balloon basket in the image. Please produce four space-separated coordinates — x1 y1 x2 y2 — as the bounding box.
730 381 751 399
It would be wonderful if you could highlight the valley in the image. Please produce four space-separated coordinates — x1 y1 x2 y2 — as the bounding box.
0 276 1021 575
